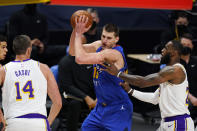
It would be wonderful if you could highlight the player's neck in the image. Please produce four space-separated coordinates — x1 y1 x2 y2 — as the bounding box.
15 55 30 61
168 58 180 66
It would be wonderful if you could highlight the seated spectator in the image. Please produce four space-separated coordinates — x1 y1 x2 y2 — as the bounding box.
58 55 96 131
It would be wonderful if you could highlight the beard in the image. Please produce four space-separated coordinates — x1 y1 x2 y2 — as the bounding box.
160 53 171 64
182 47 192 55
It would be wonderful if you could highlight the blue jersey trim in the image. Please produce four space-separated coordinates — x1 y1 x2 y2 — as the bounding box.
11 59 31 63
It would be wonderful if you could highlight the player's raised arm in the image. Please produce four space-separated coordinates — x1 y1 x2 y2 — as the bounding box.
69 12 92 56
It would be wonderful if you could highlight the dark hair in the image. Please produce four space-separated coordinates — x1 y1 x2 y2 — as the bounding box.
87 8 98 14
13 35 31 55
0 35 7 42
180 33 193 41
174 11 189 20
103 24 119 37
171 40 183 55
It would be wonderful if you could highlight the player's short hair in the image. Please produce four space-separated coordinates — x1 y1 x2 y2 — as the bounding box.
103 24 119 37
171 40 183 55
13 35 31 55
0 35 7 42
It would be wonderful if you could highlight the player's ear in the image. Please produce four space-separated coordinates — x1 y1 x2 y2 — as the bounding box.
115 36 119 43
26 47 31 55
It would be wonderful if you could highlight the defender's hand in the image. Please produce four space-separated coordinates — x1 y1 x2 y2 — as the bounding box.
85 96 96 110
101 59 120 76
120 82 131 93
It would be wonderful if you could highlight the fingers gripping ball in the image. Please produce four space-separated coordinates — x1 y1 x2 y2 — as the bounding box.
70 10 93 28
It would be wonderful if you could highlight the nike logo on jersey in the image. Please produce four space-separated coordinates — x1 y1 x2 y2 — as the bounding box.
120 105 125 110
86 66 92 69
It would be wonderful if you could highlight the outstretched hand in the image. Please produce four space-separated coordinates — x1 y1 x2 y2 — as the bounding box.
120 82 131 93
101 59 120 76
75 15 91 35
84 96 97 110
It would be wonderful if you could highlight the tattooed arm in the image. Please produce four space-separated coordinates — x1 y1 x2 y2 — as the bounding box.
103 61 185 88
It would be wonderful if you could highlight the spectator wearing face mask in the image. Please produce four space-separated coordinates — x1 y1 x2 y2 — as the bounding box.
154 11 193 53
161 11 193 46
180 33 197 127
83 8 101 44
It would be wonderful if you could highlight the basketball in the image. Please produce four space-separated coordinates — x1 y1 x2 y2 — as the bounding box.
70 10 93 28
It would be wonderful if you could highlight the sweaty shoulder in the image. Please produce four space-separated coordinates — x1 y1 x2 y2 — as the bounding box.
160 64 185 84
173 64 186 84
102 48 122 58
39 63 50 80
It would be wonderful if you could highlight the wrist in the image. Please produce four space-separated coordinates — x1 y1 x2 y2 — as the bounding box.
128 88 134 96
75 32 83 37
117 71 122 78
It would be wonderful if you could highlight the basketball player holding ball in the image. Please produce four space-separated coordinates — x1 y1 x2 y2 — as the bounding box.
69 10 133 131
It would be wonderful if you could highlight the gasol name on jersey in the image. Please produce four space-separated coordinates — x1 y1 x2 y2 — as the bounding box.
15 70 30 77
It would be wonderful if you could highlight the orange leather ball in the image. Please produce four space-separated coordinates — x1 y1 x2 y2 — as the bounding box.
70 10 93 28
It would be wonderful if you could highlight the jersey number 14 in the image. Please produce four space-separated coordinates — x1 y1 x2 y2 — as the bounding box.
15 80 34 101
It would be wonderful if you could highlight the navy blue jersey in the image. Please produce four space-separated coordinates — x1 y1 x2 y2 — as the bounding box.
93 45 130 104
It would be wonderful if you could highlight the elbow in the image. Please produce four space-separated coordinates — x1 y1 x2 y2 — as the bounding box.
75 56 85 64
55 97 62 110
57 99 62 110
193 101 197 106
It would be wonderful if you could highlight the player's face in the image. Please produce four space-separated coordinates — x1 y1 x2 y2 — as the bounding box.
160 42 173 64
0 41 8 60
101 29 119 49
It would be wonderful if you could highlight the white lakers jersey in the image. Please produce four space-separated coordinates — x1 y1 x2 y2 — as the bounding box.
2 59 47 119
159 63 190 118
